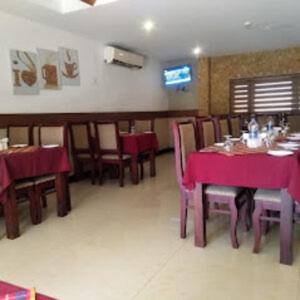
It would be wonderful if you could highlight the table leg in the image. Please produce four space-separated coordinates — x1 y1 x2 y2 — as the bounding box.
130 154 139 185
149 150 156 177
194 183 206 247
55 172 68 217
3 186 20 239
280 189 294 265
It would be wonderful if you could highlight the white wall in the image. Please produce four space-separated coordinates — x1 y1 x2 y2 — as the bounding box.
0 11 168 113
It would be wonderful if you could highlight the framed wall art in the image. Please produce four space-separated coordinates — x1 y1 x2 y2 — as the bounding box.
59 47 81 86
38 48 61 90
10 50 39 95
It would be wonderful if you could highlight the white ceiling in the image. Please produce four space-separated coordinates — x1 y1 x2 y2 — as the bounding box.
0 0 300 61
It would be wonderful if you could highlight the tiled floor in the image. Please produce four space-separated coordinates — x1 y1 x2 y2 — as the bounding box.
0 153 300 300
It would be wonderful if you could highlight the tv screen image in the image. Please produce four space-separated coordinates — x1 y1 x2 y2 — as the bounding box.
163 64 192 87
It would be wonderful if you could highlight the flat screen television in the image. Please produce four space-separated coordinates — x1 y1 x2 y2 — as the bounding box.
163 64 192 87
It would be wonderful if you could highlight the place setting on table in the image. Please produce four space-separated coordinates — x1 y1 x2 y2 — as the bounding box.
0 139 71 240
183 116 300 265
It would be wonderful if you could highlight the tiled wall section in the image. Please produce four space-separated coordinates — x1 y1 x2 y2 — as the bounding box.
199 47 300 115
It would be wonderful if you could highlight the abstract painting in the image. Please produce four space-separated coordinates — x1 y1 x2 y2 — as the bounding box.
59 48 81 86
37 48 61 90
10 50 39 95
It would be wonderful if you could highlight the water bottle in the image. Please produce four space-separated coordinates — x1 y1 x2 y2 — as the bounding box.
266 116 273 135
248 116 259 140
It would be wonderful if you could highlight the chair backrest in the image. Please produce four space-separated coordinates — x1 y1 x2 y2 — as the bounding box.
172 121 196 187
94 122 120 155
0 127 7 140
196 118 217 149
134 119 154 132
118 120 131 133
229 116 241 138
8 126 31 146
39 125 68 148
69 123 91 151
216 117 230 142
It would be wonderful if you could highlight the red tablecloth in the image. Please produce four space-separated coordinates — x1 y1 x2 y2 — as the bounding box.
121 132 159 155
183 151 300 203
0 147 70 203
0 281 55 300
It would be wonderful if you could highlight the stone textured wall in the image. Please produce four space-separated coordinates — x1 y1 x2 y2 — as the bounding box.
199 47 300 115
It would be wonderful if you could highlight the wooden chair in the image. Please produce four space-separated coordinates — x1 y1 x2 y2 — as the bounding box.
134 119 156 180
94 122 131 187
0 126 7 140
229 115 242 138
69 123 97 184
215 116 230 142
172 120 249 248
34 125 70 209
2 180 42 225
252 189 292 254
118 120 131 133
195 117 218 149
14 180 42 225
133 119 154 132
7 125 32 146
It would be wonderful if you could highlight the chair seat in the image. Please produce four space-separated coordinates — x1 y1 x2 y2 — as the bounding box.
15 180 35 190
34 175 56 185
102 154 131 160
205 185 242 197
254 189 281 203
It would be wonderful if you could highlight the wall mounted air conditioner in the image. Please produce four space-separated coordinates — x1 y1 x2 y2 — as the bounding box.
104 46 144 69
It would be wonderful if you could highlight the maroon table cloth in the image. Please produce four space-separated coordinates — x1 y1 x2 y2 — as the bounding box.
0 281 55 300
121 132 159 154
0 147 70 203
183 151 300 203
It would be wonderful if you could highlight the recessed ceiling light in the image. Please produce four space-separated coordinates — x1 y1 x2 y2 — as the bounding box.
193 47 202 56
244 21 253 29
143 20 155 32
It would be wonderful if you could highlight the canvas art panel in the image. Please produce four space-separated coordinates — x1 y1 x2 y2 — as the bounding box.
59 48 81 86
10 50 39 95
37 48 61 90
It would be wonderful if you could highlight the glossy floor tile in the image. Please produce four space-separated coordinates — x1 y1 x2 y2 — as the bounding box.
0 154 300 300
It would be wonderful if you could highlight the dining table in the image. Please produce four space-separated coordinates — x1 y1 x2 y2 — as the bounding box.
0 281 55 300
183 143 300 265
121 132 159 184
0 146 71 240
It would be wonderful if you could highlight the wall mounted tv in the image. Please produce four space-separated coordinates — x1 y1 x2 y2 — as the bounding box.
163 64 192 87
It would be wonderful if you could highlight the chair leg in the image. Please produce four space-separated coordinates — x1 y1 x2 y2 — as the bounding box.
180 190 188 239
253 201 263 253
119 164 124 187
29 188 42 225
262 210 270 235
229 198 239 249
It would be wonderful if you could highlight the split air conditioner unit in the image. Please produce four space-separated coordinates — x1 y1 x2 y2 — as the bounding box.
104 46 144 69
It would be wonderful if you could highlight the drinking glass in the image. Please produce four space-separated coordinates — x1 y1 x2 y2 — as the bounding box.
224 135 233 152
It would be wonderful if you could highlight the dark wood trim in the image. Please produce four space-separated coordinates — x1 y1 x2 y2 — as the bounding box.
0 110 199 126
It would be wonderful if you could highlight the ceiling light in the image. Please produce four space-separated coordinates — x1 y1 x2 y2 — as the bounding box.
244 21 253 30
143 20 155 32
193 47 202 56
